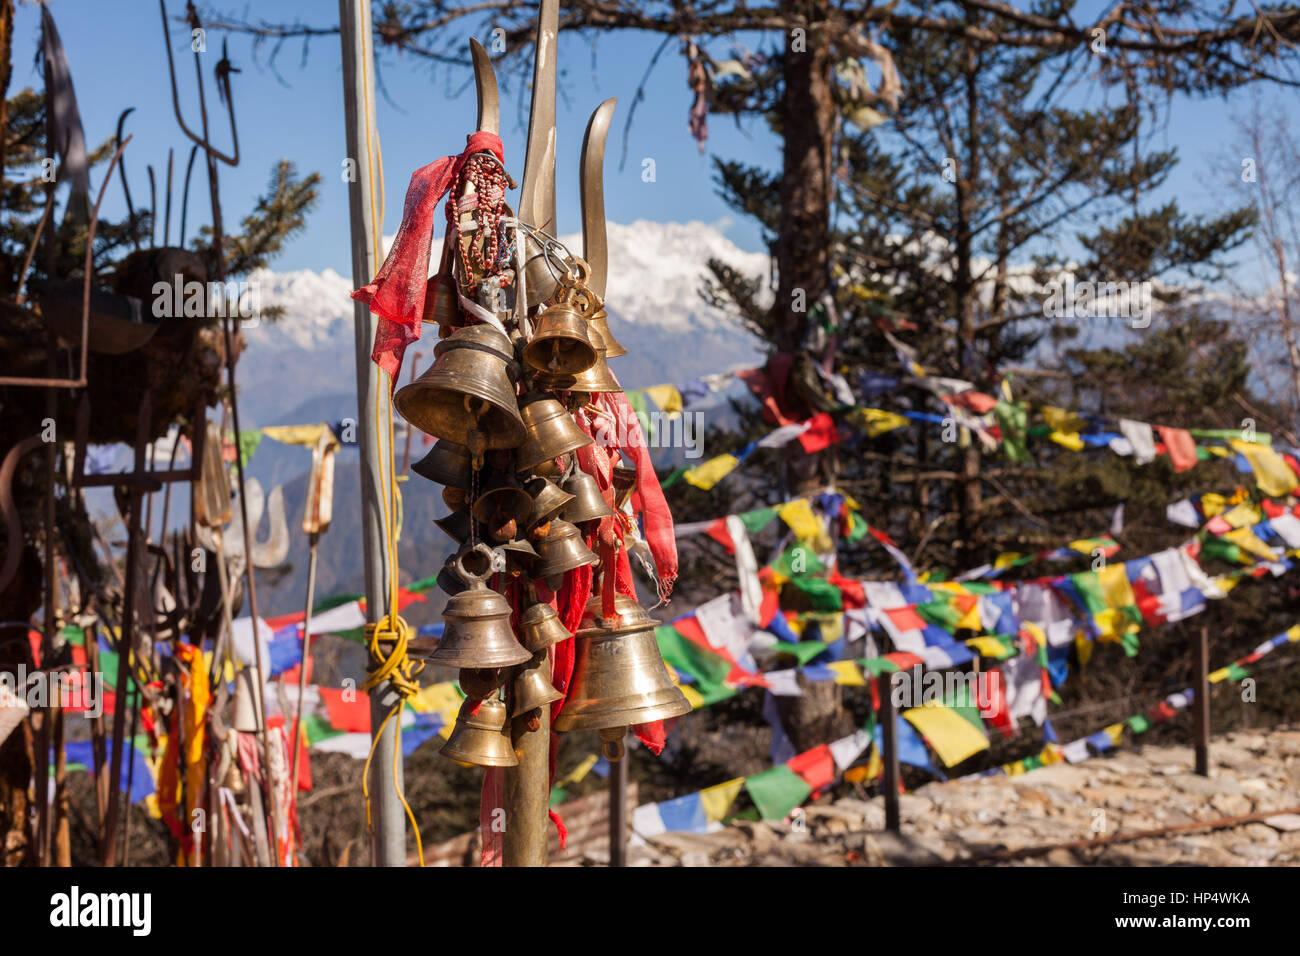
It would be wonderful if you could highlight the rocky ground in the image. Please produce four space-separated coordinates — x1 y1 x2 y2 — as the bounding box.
601 726 1300 866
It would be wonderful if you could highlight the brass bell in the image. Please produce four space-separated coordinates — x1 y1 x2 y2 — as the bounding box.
435 556 469 597
540 325 622 395
412 440 473 488
522 301 597 376
471 471 534 528
459 667 506 699
612 461 638 510
440 697 518 767
519 602 572 653
561 471 615 523
588 307 628 358
498 537 539 573
531 454 568 480
434 509 475 544
530 518 598 580
515 394 593 473
525 476 574 530
422 239 461 326
553 594 691 740
421 544 533 668
393 324 525 449
511 657 563 716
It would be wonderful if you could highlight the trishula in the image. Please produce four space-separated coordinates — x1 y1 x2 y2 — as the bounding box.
355 0 685 866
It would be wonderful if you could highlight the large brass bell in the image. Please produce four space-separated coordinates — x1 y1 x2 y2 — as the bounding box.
515 394 593 473
530 518 598 580
561 471 615 523
421 544 532 668
525 476 574 530
393 324 525 449
519 603 572 653
522 299 597 376
412 440 473 488
553 594 691 748
471 471 534 529
498 537 539 573
511 658 563 716
587 307 628 358
440 697 518 767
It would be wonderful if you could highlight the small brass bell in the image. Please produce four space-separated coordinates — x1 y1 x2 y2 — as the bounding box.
531 454 568 480
498 537 539 573
435 556 469 597
393 324 525 449
530 518 598 580
525 476 575 530
471 471 534 528
587 307 628 358
522 300 597 376
422 240 461 326
511 657 563 716
440 697 518 767
553 594 691 739
412 440 473 488
421 544 533 668
519 602 572 653
434 509 475 544
561 471 615 523
612 461 638 510
515 394 593 473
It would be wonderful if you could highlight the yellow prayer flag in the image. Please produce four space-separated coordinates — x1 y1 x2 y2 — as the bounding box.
965 636 1009 657
778 498 831 551
827 660 866 686
1287 625 1300 642
678 684 706 710
903 703 990 767
1230 440 1300 497
557 753 601 787
411 680 465 715
1221 502 1261 529
994 551 1024 570
1049 430 1085 451
644 384 683 418
1200 493 1227 517
262 423 339 450
1103 722 1125 746
1098 563 1136 609
683 453 740 490
700 778 745 823
1075 631 1093 668
849 407 910 437
1042 405 1086 433
1224 526 1276 562
1207 666 1232 684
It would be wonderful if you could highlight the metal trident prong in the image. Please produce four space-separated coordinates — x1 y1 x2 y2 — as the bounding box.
580 97 618 301
518 0 560 307
470 38 500 135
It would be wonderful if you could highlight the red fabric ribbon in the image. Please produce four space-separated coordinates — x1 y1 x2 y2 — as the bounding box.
351 131 506 382
593 391 678 599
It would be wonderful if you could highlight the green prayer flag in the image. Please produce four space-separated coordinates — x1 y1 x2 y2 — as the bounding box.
1068 571 1108 616
1126 714 1151 735
738 506 779 534
790 576 843 612
656 626 732 689
994 399 1031 463
844 512 870 543
1226 663 1251 682
917 599 962 633
303 712 343 744
773 544 824 578
1200 536 1242 565
625 389 654 443
236 430 262 468
745 764 812 821
773 641 832 666
859 656 901 677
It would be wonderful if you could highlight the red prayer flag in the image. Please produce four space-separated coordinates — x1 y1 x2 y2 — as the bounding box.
787 744 836 791
1156 426 1198 473
318 687 371 733
797 412 840 453
883 605 927 632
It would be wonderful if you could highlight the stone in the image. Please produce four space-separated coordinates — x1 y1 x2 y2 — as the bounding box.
1264 813 1300 832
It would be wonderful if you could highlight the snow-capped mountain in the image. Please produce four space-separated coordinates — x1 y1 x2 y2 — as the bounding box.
237 219 769 429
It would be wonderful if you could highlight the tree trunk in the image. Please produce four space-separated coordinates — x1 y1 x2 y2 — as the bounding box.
774 0 836 351
773 1 848 751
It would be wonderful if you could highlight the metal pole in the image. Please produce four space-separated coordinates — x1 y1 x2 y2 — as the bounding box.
289 534 319 796
1194 625 1210 777
877 671 900 832
609 731 628 867
339 0 405 867
503 654 552 867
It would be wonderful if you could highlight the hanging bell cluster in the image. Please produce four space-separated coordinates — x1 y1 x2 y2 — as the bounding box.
388 60 682 775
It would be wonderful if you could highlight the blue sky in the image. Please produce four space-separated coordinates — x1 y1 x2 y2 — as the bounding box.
12 0 1295 282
